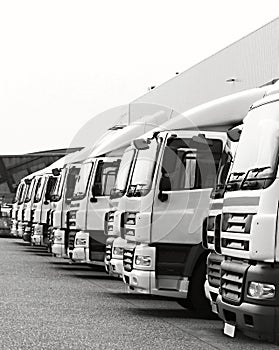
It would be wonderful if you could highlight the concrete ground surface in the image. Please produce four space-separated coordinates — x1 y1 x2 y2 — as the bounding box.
0 238 278 350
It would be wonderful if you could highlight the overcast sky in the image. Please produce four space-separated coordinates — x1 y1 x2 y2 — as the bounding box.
1 0 279 154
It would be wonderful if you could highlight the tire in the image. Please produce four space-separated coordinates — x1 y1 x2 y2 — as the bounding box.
177 258 213 318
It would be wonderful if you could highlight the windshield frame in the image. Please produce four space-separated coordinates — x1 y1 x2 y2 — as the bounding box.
64 165 81 204
24 179 35 203
34 176 46 203
127 137 162 197
71 162 94 201
226 103 279 192
18 183 27 205
50 169 66 202
110 148 136 200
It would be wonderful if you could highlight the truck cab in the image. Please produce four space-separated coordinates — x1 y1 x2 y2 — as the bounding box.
70 155 121 264
203 127 241 313
104 146 137 277
51 162 82 257
71 109 173 266
17 177 33 238
31 172 60 246
121 130 226 314
10 181 25 237
215 88 279 344
118 88 270 314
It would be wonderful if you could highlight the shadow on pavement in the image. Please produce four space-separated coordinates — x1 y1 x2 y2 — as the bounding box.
109 292 169 301
70 273 116 280
124 306 220 320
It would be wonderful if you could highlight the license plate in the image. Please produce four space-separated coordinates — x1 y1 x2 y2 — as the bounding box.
224 322 236 337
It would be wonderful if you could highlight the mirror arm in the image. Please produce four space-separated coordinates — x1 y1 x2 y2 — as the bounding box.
90 187 98 203
158 190 168 202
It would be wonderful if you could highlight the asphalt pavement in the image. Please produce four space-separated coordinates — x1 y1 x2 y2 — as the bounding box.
0 238 278 350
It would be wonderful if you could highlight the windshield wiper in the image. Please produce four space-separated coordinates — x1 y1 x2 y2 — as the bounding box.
73 191 84 198
241 166 272 190
226 172 245 191
247 166 271 176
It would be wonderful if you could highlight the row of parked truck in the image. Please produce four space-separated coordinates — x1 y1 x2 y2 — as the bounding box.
10 78 279 344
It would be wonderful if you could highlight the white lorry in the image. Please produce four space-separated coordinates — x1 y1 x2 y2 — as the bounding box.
202 125 242 313
70 109 172 265
214 84 279 344
10 180 26 236
119 88 272 315
30 157 67 246
50 148 92 257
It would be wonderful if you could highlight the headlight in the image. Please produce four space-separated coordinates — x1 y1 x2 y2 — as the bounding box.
75 238 87 246
135 255 151 267
125 228 135 236
247 282 275 299
107 225 114 232
108 212 115 222
54 233 63 241
113 247 124 256
69 211 77 220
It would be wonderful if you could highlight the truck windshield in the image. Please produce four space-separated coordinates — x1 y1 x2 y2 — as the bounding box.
14 183 24 203
51 169 66 202
228 104 279 191
45 177 58 201
18 183 28 204
34 177 45 203
24 179 35 203
72 162 93 200
65 165 81 204
127 139 160 197
211 149 233 199
110 148 135 199
93 160 120 197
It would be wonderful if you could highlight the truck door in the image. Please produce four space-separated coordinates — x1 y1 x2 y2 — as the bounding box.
86 158 120 261
151 132 224 245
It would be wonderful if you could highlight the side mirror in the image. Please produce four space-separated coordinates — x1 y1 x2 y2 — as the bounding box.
158 176 171 202
133 138 150 150
52 168 61 176
227 125 242 142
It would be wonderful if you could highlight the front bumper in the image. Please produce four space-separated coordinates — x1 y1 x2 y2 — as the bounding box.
123 269 153 294
17 222 25 238
204 279 219 314
52 229 67 257
123 269 188 298
108 257 123 278
10 220 18 237
31 224 44 246
23 224 32 242
217 295 279 343
72 247 89 263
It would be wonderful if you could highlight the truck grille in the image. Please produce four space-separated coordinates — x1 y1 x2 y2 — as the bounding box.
207 253 223 288
68 210 77 228
220 259 249 305
123 248 134 272
68 231 76 251
106 244 112 261
221 213 253 251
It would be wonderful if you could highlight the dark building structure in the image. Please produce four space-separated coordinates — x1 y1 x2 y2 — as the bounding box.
0 148 82 204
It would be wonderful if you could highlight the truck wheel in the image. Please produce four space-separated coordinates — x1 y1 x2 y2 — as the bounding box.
177 259 213 318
